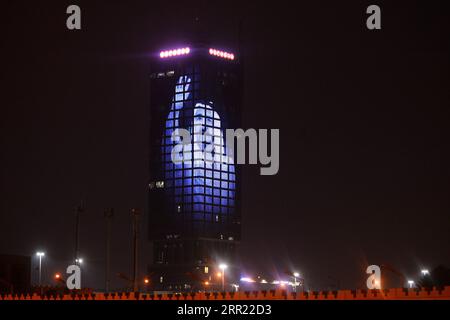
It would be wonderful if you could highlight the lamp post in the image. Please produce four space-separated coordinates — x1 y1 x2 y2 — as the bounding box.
74 202 85 267
36 252 45 287
219 264 228 292
131 208 141 292
75 256 83 279
104 208 114 292
421 269 429 276
293 272 300 292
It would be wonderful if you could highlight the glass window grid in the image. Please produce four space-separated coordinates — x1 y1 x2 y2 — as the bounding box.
161 71 236 221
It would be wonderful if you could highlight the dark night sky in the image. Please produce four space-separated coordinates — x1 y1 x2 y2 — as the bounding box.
1 1 449 290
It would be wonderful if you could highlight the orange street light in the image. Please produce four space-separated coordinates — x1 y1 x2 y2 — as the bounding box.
54 273 65 284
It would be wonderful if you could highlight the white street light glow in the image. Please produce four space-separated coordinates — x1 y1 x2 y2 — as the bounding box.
219 264 228 270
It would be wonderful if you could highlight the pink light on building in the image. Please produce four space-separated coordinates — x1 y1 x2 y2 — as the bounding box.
159 47 191 58
209 48 235 60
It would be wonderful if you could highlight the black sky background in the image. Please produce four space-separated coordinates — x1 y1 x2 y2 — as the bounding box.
1 1 449 290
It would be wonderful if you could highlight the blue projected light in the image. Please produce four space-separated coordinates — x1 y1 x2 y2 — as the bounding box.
162 76 235 217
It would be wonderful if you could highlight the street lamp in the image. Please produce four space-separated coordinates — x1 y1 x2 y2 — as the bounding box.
219 264 228 292
36 252 45 286
407 280 415 288
75 258 83 265
293 272 300 292
143 277 150 293
54 273 66 285
421 269 430 276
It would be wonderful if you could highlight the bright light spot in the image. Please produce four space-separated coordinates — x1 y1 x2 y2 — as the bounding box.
219 263 228 270
293 272 300 277
156 181 164 188
240 277 256 283
160 47 191 59
209 48 235 60
36 252 45 257
217 272 222 278
421 269 430 276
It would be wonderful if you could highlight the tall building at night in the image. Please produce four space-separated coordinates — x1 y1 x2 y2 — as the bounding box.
148 44 243 291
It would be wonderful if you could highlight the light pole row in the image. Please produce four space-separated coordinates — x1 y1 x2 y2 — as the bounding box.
35 251 83 286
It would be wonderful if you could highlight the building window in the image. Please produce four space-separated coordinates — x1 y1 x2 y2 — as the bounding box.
160 74 236 230
160 276 164 283
204 266 209 274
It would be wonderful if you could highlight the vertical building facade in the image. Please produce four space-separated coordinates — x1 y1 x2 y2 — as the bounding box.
148 45 242 291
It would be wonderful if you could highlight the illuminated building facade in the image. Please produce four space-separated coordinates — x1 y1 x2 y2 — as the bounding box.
148 45 242 291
